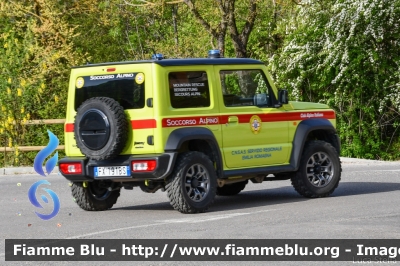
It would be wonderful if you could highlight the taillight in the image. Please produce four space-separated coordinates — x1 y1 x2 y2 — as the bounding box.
59 163 82 174
131 160 156 172
106 67 116 72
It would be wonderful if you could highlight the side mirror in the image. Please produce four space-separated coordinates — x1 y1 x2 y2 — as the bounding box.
279 89 289 104
274 89 289 108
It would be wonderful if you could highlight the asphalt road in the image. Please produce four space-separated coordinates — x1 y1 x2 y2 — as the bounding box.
1 158 400 265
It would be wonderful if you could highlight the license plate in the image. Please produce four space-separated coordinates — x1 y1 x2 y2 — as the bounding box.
94 166 131 177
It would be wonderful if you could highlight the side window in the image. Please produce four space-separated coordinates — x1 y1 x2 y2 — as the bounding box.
220 70 272 107
169 71 210 108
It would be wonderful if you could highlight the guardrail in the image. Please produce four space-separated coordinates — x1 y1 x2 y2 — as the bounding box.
1 119 66 151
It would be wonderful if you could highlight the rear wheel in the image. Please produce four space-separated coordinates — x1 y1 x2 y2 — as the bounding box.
166 151 217 213
217 180 248 196
71 181 121 211
291 140 341 198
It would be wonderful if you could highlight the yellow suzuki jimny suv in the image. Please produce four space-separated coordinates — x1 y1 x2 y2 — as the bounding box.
59 51 341 214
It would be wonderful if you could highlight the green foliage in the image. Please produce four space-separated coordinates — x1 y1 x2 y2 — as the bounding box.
271 0 400 160
247 0 298 61
0 0 84 165
224 74 241 95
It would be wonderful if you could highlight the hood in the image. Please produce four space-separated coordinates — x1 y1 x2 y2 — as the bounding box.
288 101 330 110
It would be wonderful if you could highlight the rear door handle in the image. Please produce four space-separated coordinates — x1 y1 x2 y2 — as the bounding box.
228 116 238 123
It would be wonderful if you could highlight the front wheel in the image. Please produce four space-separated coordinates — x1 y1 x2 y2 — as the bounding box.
166 151 217 213
291 140 341 198
71 181 121 211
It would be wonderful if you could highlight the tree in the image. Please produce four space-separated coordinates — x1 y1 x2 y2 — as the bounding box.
123 0 258 57
271 0 400 159
0 0 85 165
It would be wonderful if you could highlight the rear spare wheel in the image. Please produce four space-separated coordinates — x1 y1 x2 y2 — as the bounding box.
74 97 128 160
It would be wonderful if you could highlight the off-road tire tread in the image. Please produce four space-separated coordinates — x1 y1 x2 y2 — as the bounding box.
291 140 342 198
166 151 217 214
71 182 120 211
75 97 128 160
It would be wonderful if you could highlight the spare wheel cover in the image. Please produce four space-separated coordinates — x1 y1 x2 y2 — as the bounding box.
79 109 111 150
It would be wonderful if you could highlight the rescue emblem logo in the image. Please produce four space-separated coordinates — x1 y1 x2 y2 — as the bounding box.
135 73 145 84
250 115 262 134
76 77 84 89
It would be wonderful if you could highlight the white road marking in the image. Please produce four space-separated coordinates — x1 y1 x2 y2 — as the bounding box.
66 222 172 239
66 209 280 239
347 169 400 173
161 212 249 223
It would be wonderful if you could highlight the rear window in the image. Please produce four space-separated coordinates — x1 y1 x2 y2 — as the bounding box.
169 71 210 108
74 73 145 110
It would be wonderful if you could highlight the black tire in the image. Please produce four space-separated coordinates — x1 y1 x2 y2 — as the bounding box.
166 151 217 214
71 181 120 211
216 180 248 196
291 140 341 198
74 97 128 160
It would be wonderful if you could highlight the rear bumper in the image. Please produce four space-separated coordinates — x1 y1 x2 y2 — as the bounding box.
58 153 177 182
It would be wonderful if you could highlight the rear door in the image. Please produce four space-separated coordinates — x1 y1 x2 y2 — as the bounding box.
67 64 155 156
